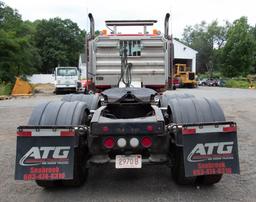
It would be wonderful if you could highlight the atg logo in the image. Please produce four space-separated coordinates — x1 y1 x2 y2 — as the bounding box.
19 146 70 166
187 142 234 162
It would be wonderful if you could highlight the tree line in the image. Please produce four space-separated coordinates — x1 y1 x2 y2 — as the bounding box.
1 1 256 84
0 1 85 83
180 18 256 77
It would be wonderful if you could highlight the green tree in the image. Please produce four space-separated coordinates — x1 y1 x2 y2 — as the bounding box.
182 21 229 75
220 17 255 77
0 1 41 82
34 18 85 73
251 25 256 73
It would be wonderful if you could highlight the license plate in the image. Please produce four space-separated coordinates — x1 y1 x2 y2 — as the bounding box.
115 155 142 169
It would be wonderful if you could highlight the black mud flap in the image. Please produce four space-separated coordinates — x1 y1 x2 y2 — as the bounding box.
180 122 240 177
15 126 77 181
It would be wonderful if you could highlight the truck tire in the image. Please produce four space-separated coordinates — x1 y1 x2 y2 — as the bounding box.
28 101 89 188
167 97 225 185
61 94 99 110
54 88 59 95
196 174 223 185
171 147 196 185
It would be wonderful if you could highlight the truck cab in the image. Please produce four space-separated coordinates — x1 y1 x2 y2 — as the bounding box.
54 66 81 93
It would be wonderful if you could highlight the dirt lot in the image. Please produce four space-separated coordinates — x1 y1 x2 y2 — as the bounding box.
0 87 256 202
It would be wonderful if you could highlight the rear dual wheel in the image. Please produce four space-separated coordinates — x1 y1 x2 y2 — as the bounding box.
165 95 225 185
29 101 90 188
171 146 196 185
171 146 222 185
36 147 88 188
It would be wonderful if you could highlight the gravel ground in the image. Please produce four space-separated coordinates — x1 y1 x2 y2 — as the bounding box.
0 87 256 202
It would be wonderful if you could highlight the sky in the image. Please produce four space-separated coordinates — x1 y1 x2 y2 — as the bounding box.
3 0 256 38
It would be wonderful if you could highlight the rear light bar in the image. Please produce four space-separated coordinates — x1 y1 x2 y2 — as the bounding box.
17 129 75 137
182 124 237 135
17 131 32 137
97 123 163 135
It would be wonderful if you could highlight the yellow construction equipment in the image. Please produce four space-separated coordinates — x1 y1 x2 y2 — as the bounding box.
11 77 33 96
247 75 256 89
174 64 197 88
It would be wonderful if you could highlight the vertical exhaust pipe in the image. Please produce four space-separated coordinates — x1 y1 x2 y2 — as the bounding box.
164 13 170 39
88 13 95 39
164 13 174 89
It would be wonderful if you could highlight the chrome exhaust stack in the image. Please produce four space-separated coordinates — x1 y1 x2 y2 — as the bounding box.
164 13 170 39
88 13 95 39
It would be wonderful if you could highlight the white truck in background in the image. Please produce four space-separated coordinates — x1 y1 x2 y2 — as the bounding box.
54 66 82 94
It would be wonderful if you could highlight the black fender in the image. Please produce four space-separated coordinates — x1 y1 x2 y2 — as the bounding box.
61 94 99 110
166 97 225 145
28 101 89 126
160 93 195 108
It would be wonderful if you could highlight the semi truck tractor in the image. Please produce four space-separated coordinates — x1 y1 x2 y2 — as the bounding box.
15 13 239 188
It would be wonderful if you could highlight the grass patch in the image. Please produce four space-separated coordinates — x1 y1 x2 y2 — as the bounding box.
0 83 13 95
225 79 250 89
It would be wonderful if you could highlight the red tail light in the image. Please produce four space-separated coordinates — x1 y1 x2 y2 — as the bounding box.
103 137 115 149
182 128 196 135
60 131 75 137
223 126 237 133
141 136 152 148
17 131 32 137
146 125 154 132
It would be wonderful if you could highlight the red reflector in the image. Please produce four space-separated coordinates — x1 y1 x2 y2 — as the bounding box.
103 137 115 149
223 126 237 133
182 128 196 135
141 136 152 148
17 131 32 137
60 131 75 136
146 125 154 132
102 126 109 133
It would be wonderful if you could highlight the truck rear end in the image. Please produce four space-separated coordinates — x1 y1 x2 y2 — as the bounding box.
15 13 239 188
87 20 171 91
15 87 239 187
